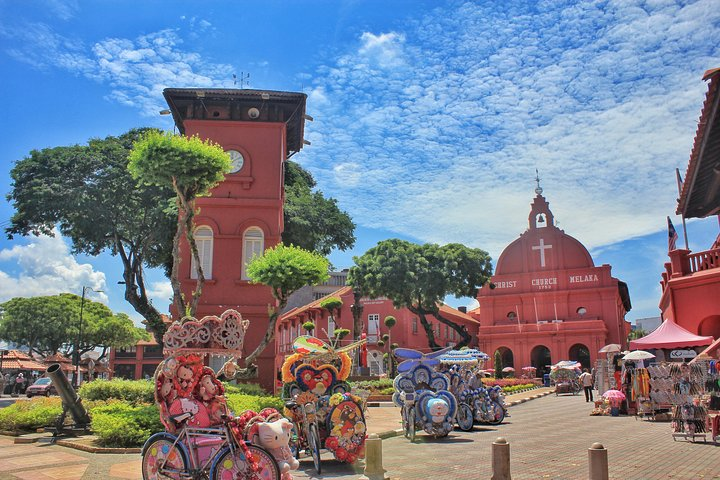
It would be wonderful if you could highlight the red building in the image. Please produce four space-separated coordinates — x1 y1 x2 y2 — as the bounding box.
163 88 309 391
473 186 632 373
659 67 720 341
277 286 480 376
109 339 164 380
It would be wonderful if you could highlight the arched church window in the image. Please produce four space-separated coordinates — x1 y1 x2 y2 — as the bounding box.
507 311 517 320
190 226 213 279
241 227 264 280
576 307 587 317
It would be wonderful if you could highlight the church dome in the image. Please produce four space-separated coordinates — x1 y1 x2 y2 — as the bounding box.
495 194 594 275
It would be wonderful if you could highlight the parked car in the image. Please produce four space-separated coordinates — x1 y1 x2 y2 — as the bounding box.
26 377 56 397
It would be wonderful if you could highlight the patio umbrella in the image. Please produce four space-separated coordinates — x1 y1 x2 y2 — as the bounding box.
502 367 515 373
598 344 622 353
622 350 655 361
521 366 536 371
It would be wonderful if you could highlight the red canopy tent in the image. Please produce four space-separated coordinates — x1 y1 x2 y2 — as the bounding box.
629 319 714 350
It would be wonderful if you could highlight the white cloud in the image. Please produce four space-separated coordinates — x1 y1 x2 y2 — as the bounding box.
0 232 107 303
146 281 173 308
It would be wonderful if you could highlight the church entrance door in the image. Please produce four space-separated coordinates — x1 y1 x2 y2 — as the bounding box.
531 345 552 376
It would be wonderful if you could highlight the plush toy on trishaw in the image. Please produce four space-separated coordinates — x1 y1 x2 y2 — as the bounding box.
437 349 506 431
392 348 457 442
141 309 297 480
551 361 582 396
281 335 367 474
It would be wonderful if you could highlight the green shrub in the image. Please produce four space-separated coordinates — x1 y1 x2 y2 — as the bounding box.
350 379 394 392
225 394 284 414
379 387 395 395
222 382 269 397
90 401 163 447
0 397 63 431
79 378 154 404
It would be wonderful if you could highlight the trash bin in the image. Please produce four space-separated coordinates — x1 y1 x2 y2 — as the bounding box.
543 374 550 387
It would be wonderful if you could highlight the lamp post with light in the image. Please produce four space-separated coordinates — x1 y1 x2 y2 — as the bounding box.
74 286 103 387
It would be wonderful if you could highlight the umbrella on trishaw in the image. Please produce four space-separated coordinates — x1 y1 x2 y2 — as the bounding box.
502 367 515 373
602 389 626 415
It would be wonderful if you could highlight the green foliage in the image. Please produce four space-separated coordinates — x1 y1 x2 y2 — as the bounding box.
222 382 269 396
78 378 155 404
381 333 390 342
283 162 356 256
319 297 343 313
90 401 163 447
302 321 316 332
349 378 394 391
5 128 175 343
349 239 492 350
627 328 647 342
383 316 397 328
225 394 284 414
128 131 231 198
247 244 330 303
334 328 351 339
0 397 63 431
376 340 385 347
0 295 148 358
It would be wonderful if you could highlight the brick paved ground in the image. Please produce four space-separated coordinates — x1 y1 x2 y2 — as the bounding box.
1 389 718 479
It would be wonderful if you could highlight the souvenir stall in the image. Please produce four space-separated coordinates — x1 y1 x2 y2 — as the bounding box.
595 344 622 396
692 339 720 444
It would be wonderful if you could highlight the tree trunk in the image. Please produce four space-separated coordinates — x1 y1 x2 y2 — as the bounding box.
433 308 472 348
408 306 441 350
351 290 364 341
244 296 285 368
169 196 186 319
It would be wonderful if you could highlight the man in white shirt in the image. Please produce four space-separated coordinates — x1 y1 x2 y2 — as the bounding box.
579 368 594 402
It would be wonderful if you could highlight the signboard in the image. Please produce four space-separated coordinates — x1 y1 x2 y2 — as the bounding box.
669 349 697 359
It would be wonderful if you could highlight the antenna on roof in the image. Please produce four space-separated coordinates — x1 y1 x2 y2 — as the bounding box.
237 72 250 89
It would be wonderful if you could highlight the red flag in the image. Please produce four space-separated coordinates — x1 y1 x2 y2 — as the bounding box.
667 216 678 252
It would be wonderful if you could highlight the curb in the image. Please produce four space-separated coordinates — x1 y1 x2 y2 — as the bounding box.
56 439 141 454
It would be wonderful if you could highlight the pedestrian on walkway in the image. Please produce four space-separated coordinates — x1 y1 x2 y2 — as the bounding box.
579 368 594 402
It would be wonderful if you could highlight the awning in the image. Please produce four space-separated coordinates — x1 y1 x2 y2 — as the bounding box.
629 319 714 350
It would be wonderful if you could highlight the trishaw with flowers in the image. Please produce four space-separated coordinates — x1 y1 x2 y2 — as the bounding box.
551 361 582 396
141 310 294 480
280 336 367 474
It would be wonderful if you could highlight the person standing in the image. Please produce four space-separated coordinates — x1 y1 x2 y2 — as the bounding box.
579 368 594 402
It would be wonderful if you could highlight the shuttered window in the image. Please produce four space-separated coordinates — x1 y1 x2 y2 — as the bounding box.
241 227 264 280
190 226 213 279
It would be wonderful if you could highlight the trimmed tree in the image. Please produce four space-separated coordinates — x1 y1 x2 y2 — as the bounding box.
245 244 329 368
349 239 493 350
494 350 504 379
128 131 231 319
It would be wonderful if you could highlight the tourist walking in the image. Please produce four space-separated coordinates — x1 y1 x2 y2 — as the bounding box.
579 368 594 402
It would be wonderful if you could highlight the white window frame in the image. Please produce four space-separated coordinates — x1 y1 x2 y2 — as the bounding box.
241 227 264 280
368 314 380 343
328 315 336 338
190 226 213 279
412 317 418 334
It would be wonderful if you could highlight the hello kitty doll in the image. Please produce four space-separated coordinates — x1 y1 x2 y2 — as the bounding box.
255 418 299 476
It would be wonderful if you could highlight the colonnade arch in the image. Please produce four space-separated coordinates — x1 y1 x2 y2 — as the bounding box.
568 343 591 370
698 315 720 339
494 346 514 369
531 345 552 375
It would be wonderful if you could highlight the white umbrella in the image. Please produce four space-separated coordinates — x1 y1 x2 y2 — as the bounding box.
622 350 655 361
598 344 621 353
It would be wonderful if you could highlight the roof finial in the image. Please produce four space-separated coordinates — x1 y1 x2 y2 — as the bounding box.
535 168 543 195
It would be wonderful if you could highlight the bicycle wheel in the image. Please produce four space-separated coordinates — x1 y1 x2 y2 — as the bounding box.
486 401 505 425
210 444 280 480
457 403 474 432
308 423 322 474
141 433 189 480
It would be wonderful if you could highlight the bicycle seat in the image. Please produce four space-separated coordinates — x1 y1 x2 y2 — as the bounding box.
170 412 193 425
284 400 298 409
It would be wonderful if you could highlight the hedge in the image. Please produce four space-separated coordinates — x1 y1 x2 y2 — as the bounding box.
78 378 154 404
0 397 63 431
90 401 164 447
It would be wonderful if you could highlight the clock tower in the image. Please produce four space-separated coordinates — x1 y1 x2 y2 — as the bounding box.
163 88 308 390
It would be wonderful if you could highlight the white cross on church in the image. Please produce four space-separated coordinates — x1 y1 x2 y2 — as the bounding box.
532 238 552 267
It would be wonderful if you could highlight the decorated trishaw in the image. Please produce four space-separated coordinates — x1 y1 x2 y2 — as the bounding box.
392 348 457 441
438 349 506 431
551 361 582 396
142 310 298 480
280 336 367 474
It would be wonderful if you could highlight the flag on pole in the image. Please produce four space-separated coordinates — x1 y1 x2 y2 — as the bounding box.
667 216 678 252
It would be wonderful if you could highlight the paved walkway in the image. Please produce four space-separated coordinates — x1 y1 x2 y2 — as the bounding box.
1 388 717 479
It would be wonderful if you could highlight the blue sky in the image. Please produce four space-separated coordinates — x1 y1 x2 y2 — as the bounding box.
0 0 718 326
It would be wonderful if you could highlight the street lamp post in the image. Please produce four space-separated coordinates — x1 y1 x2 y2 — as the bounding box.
75 286 102 388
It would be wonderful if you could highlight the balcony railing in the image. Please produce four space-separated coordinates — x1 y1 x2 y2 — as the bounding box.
687 248 720 273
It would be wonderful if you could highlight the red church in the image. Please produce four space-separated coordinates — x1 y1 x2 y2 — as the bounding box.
472 184 632 373
163 88 309 391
